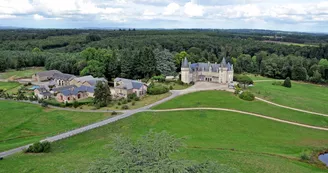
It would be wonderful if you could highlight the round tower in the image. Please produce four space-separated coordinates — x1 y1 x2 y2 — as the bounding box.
181 57 190 84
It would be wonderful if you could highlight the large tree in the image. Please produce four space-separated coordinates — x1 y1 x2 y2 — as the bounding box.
94 81 112 107
154 49 176 76
88 131 237 173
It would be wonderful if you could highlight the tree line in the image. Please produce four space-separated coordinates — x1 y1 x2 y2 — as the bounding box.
0 29 327 83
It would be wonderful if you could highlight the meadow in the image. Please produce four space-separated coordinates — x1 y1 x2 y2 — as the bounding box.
0 82 21 91
0 101 112 152
0 67 44 79
1 110 327 173
153 90 328 128
249 81 328 114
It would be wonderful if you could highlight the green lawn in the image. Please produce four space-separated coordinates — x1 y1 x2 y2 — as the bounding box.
1 110 327 173
246 74 272 81
0 67 45 79
0 82 21 91
153 91 328 128
80 93 172 110
0 101 113 152
249 81 328 114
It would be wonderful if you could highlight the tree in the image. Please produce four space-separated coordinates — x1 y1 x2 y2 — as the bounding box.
87 131 237 173
94 81 112 107
80 60 105 77
86 34 101 42
310 70 322 83
154 49 176 76
174 51 190 71
283 77 292 88
292 66 307 81
236 75 253 89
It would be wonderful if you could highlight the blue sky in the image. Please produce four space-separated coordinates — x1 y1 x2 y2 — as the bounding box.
1 0 328 32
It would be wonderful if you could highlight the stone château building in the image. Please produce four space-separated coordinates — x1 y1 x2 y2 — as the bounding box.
181 57 234 84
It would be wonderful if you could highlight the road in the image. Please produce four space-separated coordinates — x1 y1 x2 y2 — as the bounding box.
1 82 327 158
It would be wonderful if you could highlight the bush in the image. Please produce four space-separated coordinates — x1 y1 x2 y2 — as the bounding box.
239 91 255 101
272 81 283 86
127 93 137 100
118 102 122 106
151 75 166 82
122 99 128 104
169 85 173 90
147 84 169 95
189 81 195 85
73 101 79 108
112 111 118 115
234 85 242 95
41 102 48 108
122 105 129 110
300 153 310 161
283 77 292 88
25 141 51 153
132 101 135 106
134 97 140 101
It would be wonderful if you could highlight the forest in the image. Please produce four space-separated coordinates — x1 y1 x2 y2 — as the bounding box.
0 29 327 84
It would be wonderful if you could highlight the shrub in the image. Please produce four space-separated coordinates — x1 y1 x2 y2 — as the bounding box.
25 141 51 153
151 75 166 82
272 81 283 86
122 105 129 110
189 81 195 85
169 85 173 90
283 77 292 88
134 97 140 101
147 84 169 95
132 101 135 106
300 153 310 161
112 111 118 115
73 101 79 108
239 91 255 101
127 93 137 100
122 99 128 104
118 102 122 106
234 85 242 95
41 102 48 108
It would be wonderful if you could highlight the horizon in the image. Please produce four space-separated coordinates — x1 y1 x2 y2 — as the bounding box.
1 0 328 33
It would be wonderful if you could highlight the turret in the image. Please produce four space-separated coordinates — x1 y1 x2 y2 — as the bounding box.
181 57 190 84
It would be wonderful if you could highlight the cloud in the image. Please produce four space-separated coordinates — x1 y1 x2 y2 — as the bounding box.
163 3 180 15
184 1 204 17
1 0 328 32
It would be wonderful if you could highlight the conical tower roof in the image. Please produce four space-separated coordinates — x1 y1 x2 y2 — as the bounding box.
221 57 227 68
181 57 189 68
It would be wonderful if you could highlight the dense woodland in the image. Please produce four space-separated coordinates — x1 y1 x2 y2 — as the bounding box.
0 29 328 83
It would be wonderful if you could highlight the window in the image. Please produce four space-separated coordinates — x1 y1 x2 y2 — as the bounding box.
67 97 70 101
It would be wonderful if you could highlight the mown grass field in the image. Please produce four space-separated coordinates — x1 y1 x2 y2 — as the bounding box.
153 91 328 128
1 110 327 173
0 82 21 91
80 93 172 110
249 81 328 114
0 67 44 79
0 101 112 152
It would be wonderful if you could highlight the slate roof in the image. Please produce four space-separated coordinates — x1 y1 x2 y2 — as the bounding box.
114 78 145 90
74 75 108 86
53 73 76 81
40 91 52 96
60 86 95 96
181 57 189 68
188 57 233 72
52 85 77 92
36 70 62 78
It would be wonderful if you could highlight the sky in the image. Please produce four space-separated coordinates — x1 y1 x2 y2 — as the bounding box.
1 0 328 32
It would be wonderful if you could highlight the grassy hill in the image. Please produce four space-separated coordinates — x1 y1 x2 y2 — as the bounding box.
249 81 328 114
1 110 327 173
153 91 328 128
0 101 112 152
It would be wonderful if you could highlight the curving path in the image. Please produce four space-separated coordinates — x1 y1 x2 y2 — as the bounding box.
1 83 328 158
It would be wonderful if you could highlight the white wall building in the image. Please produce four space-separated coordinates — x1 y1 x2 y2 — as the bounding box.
181 57 234 85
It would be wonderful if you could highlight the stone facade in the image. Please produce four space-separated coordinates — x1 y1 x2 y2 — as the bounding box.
181 57 234 85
